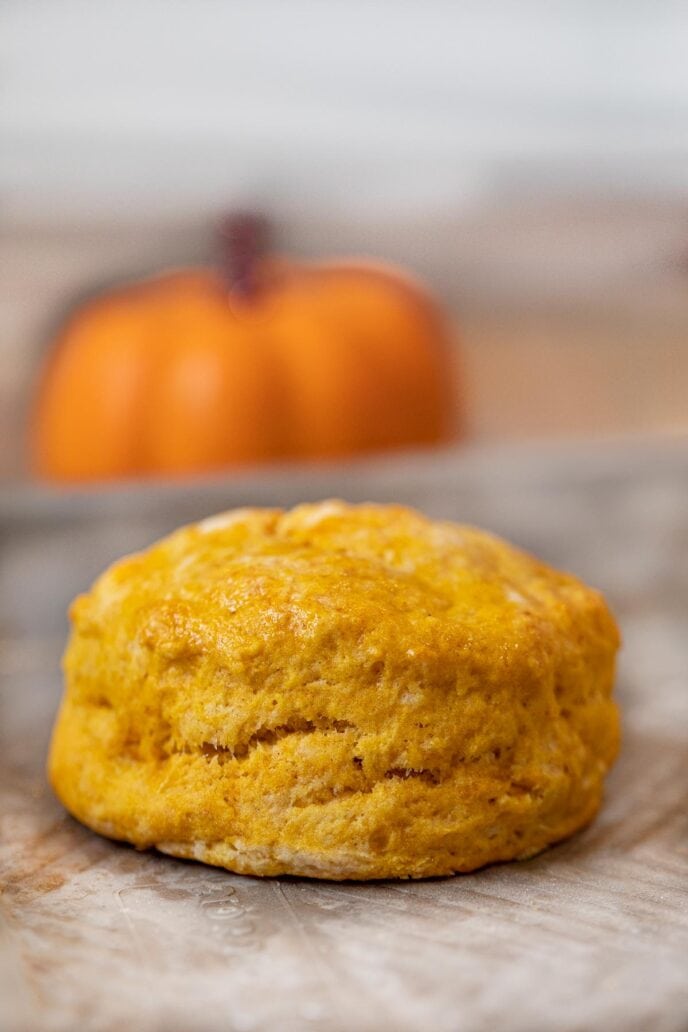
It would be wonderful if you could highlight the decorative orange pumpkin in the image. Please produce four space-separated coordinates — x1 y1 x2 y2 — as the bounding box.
32 215 458 482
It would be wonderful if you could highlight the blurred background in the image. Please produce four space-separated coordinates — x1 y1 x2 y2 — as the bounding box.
2 0 688 479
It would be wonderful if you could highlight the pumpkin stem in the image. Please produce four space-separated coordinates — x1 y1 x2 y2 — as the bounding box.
218 212 270 301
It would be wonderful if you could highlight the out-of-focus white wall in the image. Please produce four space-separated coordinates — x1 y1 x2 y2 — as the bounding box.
3 0 688 221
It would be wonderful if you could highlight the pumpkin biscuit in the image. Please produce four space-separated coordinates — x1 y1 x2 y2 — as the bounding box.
49 501 620 879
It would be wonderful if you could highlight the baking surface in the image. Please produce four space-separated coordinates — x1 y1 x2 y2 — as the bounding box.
2 438 688 1032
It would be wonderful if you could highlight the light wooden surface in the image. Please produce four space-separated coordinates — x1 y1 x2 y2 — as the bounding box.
1 437 688 1032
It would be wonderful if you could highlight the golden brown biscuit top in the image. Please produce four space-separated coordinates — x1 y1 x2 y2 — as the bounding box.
82 499 595 626
70 501 617 767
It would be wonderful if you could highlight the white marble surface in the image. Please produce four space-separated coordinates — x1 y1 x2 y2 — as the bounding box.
2 437 688 1031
